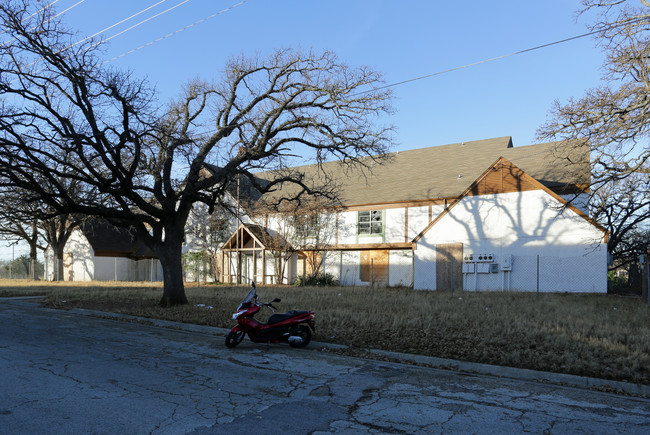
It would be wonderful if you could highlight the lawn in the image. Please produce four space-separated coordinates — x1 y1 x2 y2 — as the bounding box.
1 279 648 385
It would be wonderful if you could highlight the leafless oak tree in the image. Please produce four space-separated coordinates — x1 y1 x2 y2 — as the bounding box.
0 192 42 279
538 0 650 263
0 1 393 305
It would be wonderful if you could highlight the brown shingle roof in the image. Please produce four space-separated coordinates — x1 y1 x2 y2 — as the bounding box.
254 136 588 208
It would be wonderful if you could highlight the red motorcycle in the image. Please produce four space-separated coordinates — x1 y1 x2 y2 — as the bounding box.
225 282 315 348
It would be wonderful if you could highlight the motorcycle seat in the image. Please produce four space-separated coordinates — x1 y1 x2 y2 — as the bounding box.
267 310 308 325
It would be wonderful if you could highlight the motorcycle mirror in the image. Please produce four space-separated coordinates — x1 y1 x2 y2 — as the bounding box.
272 298 281 303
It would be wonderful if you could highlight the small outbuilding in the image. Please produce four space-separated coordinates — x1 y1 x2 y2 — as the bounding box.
44 220 162 282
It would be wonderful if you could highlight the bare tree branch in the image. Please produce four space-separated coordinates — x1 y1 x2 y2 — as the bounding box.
0 1 394 305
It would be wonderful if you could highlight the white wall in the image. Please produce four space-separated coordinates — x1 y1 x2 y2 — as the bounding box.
415 190 607 293
56 229 94 281
94 257 130 281
389 250 413 287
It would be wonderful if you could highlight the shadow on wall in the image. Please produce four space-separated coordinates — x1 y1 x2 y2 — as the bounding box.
415 164 607 293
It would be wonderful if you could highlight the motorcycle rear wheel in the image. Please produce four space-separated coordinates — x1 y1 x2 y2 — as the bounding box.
225 330 245 348
288 325 312 348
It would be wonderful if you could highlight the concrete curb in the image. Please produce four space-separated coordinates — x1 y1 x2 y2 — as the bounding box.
365 349 650 397
9 298 647 398
58 304 649 398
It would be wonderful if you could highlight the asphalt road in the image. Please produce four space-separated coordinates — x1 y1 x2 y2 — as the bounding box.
1 297 648 434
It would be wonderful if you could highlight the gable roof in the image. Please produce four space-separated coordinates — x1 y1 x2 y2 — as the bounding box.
221 223 290 251
80 220 157 259
412 156 607 243
253 136 589 208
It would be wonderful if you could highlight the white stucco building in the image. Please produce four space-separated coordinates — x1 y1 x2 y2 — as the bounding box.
219 137 608 293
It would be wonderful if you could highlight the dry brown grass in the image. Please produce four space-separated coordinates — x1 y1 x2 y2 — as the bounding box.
2 279 648 384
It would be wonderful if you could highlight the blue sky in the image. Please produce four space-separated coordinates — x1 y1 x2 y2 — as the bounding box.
60 0 605 148
1 0 608 260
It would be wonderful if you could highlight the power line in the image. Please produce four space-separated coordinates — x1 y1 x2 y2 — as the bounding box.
101 0 194 46
69 0 174 51
17 0 60 24
51 0 88 21
357 16 648 96
103 0 250 64
7 0 188 79
0 0 85 46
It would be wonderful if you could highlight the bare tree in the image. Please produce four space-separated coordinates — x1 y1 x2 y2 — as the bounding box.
286 198 335 279
591 173 650 268
0 1 393 305
538 0 650 262
185 204 232 281
246 197 335 285
0 189 42 279
0 205 83 281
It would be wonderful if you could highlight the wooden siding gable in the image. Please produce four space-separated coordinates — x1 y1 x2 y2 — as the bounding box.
468 159 538 196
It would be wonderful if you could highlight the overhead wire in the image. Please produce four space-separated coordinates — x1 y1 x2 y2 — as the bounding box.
0 0 85 46
355 16 649 96
6 0 194 78
100 0 194 46
67 0 174 51
50 0 88 21
103 0 250 64
16 0 60 24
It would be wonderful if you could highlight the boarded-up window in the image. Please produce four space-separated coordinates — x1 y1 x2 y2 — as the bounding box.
298 252 322 278
361 250 389 287
436 243 462 292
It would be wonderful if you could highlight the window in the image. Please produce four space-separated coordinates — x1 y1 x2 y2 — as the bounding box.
358 210 383 235
293 213 319 241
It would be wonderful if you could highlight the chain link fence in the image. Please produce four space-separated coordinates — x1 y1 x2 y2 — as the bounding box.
415 252 606 293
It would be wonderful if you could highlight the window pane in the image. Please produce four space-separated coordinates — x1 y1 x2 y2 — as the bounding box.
358 210 382 235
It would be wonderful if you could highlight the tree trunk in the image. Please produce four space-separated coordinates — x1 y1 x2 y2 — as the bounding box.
29 219 39 280
51 243 65 282
29 244 38 280
155 234 189 307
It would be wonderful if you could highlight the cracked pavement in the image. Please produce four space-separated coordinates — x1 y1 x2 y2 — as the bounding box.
1 298 649 434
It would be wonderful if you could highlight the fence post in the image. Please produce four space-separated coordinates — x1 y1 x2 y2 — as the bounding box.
371 258 374 296
536 254 540 297
450 259 454 296
641 250 649 307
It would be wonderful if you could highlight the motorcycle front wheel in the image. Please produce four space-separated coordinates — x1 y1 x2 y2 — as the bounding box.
288 325 312 348
225 330 245 348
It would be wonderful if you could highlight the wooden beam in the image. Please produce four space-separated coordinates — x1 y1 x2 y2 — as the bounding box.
317 242 413 251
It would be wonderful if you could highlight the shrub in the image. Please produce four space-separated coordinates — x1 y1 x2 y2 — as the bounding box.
294 272 339 287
